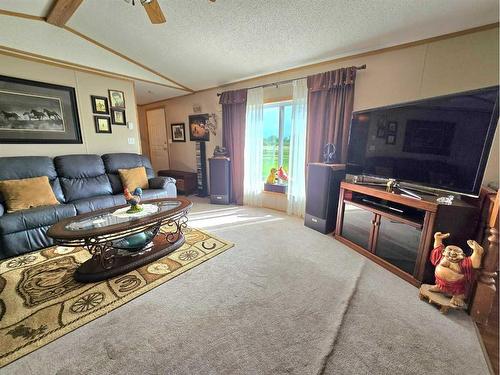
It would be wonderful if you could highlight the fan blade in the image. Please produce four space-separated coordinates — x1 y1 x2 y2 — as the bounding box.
143 0 166 24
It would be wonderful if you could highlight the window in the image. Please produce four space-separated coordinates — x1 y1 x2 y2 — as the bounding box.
262 101 291 185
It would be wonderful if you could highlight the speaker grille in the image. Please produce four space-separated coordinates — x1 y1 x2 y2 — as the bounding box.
209 158 230 196
305 163 345 233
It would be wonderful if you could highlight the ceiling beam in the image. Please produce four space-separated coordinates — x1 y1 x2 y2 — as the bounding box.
46 0 84 27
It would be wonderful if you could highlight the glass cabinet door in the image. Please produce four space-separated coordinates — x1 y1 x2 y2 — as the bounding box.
374 217 421 275
341 203 374 250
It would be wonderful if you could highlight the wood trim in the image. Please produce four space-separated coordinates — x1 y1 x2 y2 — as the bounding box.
341 181 439 212
415 211 436 281
2 6 496 106
46 0 83 27
196 22 500 94
0 8 45 21
264 96 292 104
139 22 499 106
0 7 193 92
63 26 193 92
335 234 421 287
0 44 184 90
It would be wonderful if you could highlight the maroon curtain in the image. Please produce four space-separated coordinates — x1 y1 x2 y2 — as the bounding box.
220 89 247 205
306 67 357 164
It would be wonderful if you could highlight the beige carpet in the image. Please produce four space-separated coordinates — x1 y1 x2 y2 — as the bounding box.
0 227 233 367
0 198 489 374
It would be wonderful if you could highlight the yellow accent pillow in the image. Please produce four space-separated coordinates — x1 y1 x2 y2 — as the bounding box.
0 176 59 213
118 166 149 192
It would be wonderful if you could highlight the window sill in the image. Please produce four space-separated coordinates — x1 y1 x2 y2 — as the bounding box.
264 183 287 194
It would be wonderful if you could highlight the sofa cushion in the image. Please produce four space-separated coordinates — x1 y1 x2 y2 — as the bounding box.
72 194 126 215
55 155 112 201
0 176 60 213
0 203 76 235
102 153 155 193
0 156 65 202
118 166 149 191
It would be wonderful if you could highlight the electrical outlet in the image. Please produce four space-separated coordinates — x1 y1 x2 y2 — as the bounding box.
128 137 135 145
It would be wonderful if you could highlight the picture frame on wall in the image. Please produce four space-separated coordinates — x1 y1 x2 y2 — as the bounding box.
0 75 82 144
376 118 386 138
94 116 112 134
111 108 126 125
376 125 386 138
188 114 210 142
171 123 186 142
91 95 109 115
386 133 396 145
108 89 125 109
388 121 398 133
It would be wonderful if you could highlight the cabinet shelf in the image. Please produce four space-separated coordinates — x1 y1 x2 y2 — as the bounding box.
344 198 423 229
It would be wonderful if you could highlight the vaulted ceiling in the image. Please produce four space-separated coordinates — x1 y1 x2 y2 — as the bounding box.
0 0 498 104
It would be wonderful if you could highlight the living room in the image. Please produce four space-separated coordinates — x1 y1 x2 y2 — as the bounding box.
0 1 499 374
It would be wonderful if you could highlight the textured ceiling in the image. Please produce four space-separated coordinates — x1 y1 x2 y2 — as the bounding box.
0 0 498 104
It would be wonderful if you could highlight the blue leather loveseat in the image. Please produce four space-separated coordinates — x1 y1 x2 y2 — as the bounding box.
0 153 176 259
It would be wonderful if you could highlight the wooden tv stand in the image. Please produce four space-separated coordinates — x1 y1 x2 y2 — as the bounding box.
334 181 479 286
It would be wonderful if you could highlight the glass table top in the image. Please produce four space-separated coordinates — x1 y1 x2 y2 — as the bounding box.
65 200 182 231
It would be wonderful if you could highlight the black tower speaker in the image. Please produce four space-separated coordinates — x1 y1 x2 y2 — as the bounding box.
304 163 346 234
209 157 231 204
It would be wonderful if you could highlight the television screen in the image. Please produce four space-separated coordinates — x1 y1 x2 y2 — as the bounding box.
346 86 499 196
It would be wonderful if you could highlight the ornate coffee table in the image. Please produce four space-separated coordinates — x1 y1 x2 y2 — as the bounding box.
47 198 192 282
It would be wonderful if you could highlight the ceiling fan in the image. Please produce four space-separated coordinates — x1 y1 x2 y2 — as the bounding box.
125 0 216 24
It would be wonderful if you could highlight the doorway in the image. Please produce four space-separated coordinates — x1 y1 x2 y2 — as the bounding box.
146 108 170 172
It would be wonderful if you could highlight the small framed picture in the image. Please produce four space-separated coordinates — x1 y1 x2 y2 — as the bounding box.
376 118 386 138
171 123 186 142
376 125 386 138
386 134 396 145
111 108 126 125
108 89 125 108
94 116 112 133
388 121 398 133
90 95 109 115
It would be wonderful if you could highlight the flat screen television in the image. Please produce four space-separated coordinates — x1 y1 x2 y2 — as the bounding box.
346 86 499 197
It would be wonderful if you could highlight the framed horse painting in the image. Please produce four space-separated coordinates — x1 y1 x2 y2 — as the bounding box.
0 75 82 144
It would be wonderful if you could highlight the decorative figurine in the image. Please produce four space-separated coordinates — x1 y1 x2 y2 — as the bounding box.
277 166 288 182
323 143 336 164
124 187 143 213
419 232 484 313
266 168 277 184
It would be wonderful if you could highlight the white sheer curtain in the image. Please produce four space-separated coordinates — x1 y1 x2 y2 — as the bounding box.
243 87 264 207
287 79 308 217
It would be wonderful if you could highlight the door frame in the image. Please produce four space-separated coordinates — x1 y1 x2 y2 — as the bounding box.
145 106 171 171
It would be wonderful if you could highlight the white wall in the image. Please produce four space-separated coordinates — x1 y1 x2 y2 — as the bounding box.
0 54 141 157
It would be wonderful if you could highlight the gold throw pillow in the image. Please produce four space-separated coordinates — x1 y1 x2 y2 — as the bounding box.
0 176 60 213
118 166 149 192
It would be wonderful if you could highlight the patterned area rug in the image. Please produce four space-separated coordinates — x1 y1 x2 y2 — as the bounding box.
0 227 233 367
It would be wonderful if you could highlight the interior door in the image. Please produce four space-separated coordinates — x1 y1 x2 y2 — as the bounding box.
146 108 170 172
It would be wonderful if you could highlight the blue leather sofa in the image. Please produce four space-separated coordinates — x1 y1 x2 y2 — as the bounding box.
0 153 176 259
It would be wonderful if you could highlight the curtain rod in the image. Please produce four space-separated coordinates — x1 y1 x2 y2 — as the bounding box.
216 64 366 96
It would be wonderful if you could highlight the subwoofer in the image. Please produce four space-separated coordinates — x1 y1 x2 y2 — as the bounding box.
209 157 231 204
304 163 346 234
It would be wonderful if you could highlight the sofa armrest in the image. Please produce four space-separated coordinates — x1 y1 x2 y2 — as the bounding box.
149 176 176 190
